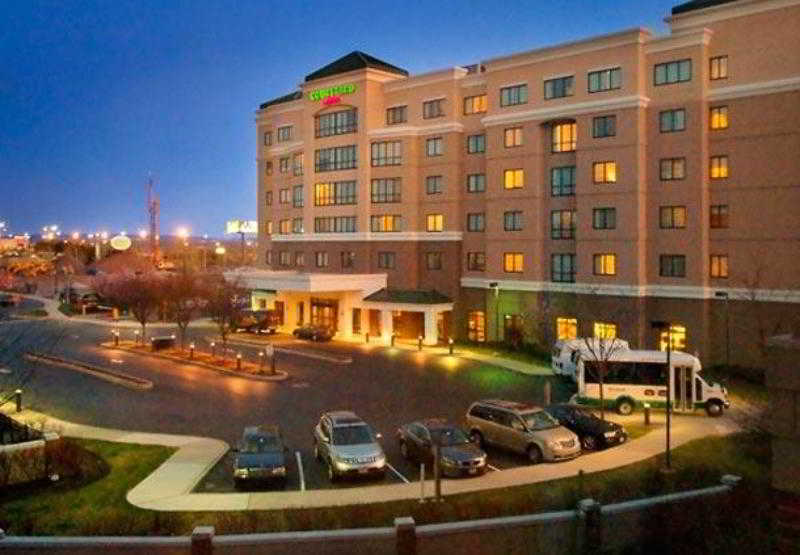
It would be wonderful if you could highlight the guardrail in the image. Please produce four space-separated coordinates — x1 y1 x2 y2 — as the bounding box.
0 475 742 554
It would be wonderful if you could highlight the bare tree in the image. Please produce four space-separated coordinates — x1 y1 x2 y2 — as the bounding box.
202 273 246 355
94 272 163 337
579 336 627 421
162 271 204 349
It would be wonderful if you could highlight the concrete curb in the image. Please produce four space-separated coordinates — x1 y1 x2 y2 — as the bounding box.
23 352 154 390
218 336 353 365
102 343 290 382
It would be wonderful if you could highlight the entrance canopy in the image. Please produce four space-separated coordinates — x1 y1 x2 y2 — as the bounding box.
225 269 387 295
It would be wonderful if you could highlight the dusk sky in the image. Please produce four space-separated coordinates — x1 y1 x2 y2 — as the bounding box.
1 0 676 238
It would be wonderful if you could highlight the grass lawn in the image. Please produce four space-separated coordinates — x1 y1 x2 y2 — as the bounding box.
453 340 551 368
0 430 771 545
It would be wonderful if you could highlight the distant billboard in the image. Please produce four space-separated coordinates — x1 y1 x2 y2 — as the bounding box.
226 220 258 234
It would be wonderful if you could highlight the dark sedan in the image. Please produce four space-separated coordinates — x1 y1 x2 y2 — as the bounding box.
292 324 334 342
397 419 487 478
544 404 628 451
232 425 288 488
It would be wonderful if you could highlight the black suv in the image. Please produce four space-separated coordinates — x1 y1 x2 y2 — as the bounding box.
544 404 628 451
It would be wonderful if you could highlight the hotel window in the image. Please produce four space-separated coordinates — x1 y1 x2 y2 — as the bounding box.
371 140 402 166
660 158 686 181
467 134 486 154
370 215 403 232
593 207 616 230
504 252 524 273
593 254 616 276
315 108 357 138
710 106 728 130
463 94 487 115
593 322 617 339
593 161 617 184
467 213 485 232
504 169 524 189
292 153 304 176
314 145 357 172
265 161 273 175
370 178 401 203
467 173 486 193
292 218 303 234
551 166 576 196
294 252 305 267
468 311 486 342
659 324 686 351
500 84 527 107
314 216 357 233
551 253 576 283
279 219 291 234
426 137 443 157
263 131 272 146
504 127 523 148
660 206 687 229
340 251 355 269
544 76 574 99
659 255 686 277
386 105 407 125
710 55 728 80
654 59 692 85
504 211 523 231
266 221 273 234
292 185 304 208
276 125 292 142
467 252 485 271
552 122 577 152
314 180 357 206
426 252 442 270
265 191 272 206
551 210 576 239
710 155 729 179
710 254 729 278
265 250 272 265
710 204 729 228
592 115 616 138
588 67 621 93
659 109 686 132
377 252 396 269
279 251 292 267
556 317 578 341
423 98 444 119
315 251 329 268
279 188 290 204
426 214 444 232
426 175 443 195
279 157 290 173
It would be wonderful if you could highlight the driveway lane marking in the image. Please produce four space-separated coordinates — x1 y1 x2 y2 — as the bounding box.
295 451 306 491
386 462 409 483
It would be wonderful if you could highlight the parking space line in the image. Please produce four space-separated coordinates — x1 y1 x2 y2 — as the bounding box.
295 451 305 491
487 464 502 472
386 462 410 483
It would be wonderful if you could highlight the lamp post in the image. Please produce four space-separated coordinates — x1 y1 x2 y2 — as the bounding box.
714 291 731 369
489 282 500 343
651 320 673 472
176 227 190 273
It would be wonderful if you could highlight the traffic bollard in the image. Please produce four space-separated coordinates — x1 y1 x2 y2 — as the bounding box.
259 351 265 373
448 337 454 355
418 335 423 351
391 333 396 347
189 343 195 359
210 341 216 359
365 332 370 344
14 389 22 413
236 353 242 371
644 403 651 426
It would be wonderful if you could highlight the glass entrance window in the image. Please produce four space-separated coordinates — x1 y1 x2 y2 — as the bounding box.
467 310 486 342
311 298 338 330
659 324 686 351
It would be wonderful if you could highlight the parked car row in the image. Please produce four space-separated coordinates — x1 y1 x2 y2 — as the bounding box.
292 324 334 342
233 400 628 488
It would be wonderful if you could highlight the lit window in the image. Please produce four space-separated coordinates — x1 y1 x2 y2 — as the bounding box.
467 311 486 342
710 56 728 80
556 317 578 340
593 322 617 339
266 221 272 234
710 106 728 130
593 161 617 184
426 214 443 232
504 127 523 148
370 215 402 232
593 254 616 276
710 155 729 179
504 252 524 273
659 324 686 351
659 206 687 229
710 254 729 278
463 95 487 115
552 122 576 152
504 169 524 189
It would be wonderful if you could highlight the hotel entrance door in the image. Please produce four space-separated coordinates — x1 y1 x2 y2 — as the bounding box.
311 298 338 331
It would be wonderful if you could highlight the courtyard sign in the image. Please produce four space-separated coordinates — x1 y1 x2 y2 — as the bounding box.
308 83 356 104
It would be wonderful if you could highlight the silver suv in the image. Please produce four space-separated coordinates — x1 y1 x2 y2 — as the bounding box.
466 400 581 463
313 411 386 482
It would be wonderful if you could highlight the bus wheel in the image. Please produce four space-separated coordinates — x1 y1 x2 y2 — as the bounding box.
706 400 724 417
616 399 635 416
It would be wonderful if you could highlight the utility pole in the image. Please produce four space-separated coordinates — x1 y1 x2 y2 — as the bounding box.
146 176 161 264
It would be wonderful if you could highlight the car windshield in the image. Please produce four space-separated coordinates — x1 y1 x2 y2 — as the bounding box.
430 427 469 446
241 435 280 453
332 424 374 445
521 410 560 431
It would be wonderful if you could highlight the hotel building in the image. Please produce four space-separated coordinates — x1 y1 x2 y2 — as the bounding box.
246 0 800 367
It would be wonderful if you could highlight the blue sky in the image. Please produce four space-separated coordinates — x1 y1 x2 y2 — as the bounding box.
0 0 677 237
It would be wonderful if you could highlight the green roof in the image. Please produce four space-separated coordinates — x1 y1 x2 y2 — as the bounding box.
363 288 452 305
259 91 303 110
304 51 408 83
671 0 739 15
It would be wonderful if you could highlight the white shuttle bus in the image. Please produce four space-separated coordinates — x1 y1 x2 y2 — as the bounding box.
552 338 629 381
577 349 729 417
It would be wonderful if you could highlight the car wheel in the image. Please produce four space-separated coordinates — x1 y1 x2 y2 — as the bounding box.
527 444 543 465
327 461 337 482
581 435 598 451
706 400 724 417
469 430 484 448
617 399 635 416
399 440 410 460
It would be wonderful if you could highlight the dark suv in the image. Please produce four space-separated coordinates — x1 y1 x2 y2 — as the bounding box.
232 425 287 487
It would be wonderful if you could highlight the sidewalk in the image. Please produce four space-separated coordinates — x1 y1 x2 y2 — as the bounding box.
1 405 740 512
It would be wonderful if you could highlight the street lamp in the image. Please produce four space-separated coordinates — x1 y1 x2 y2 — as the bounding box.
176 227 190 272
651 320 673 472
714 291 731 369
489 282 500 343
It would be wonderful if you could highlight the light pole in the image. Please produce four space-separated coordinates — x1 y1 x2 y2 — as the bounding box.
714 291 730 369
651 320 673 472
176 227 190 273
489 282 500 343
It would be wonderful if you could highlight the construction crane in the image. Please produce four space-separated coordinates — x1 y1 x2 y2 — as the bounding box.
146 176 161 263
